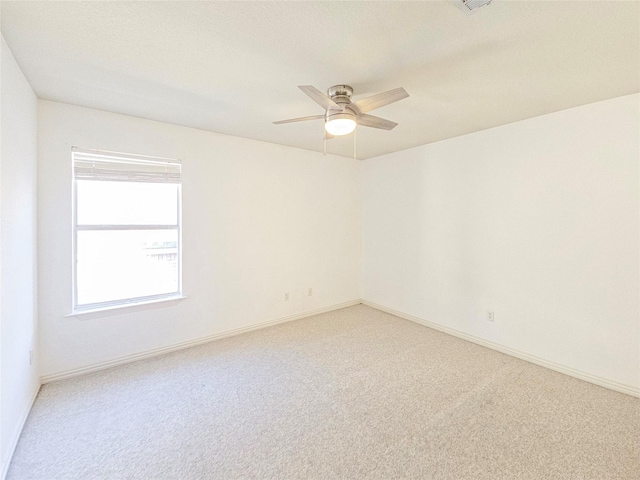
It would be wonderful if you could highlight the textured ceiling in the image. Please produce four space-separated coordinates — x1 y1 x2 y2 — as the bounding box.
1 1 638 159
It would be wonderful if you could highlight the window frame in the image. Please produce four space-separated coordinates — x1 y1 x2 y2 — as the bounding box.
71 148 183 314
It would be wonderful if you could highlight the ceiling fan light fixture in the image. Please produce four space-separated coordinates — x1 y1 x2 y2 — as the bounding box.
274 84 409 141
325 113 356 136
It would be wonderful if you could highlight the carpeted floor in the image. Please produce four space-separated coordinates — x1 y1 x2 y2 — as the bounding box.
7 305 640 479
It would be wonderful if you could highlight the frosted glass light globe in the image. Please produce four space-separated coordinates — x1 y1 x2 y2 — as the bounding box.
325 117 356 136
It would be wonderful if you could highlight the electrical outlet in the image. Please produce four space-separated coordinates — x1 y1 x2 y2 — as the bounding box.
487 311 495 322
284 292 289 301
308 288 313 296
29 349 33 365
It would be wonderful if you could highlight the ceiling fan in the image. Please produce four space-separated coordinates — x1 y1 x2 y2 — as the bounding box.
273 85 409 137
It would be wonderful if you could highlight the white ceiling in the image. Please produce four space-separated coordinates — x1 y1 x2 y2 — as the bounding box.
1 1 638 159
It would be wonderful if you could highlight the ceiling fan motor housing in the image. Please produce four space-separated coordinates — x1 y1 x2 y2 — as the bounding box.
327 85 353 100
326 84 356 121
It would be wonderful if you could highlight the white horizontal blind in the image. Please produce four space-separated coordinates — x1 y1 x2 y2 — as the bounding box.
72 147 181 183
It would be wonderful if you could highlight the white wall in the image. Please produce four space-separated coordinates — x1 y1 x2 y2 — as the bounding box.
38 100 361 378
0 36 39 474
362 94 640 391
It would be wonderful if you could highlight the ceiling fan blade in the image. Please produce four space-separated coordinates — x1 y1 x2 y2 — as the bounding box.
352 87 409 114
273 114 325 125
357 114 398 130
298 85 342 111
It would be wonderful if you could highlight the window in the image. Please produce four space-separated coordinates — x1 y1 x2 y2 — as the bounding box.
72 147 182 312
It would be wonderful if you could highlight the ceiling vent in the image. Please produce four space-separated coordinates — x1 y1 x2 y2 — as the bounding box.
460 0 493 12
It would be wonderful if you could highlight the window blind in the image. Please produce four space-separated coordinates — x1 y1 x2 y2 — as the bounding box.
72 147 181 184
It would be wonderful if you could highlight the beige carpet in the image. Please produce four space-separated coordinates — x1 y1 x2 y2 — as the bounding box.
7 305 640 479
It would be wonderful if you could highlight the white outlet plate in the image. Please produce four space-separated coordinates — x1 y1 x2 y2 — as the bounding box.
308 288 313 296
284 293 289 301
487 311 494 322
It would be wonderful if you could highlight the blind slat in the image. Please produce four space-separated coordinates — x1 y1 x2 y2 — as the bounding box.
73 149 181 184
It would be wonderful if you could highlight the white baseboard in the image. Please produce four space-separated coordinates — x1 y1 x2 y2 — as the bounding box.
41 299 362 384
362 299 640 399
1 383 40 480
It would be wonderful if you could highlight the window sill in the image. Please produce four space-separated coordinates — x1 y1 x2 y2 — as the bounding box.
66 295 187 320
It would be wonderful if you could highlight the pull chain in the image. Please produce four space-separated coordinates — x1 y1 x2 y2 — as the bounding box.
323 129 327 156
353 124 357 160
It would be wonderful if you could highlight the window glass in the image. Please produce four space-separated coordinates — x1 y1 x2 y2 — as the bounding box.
77 181 178 226
76 229 179 305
